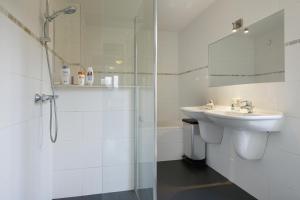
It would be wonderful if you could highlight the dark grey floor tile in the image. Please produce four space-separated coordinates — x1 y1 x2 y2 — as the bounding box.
53 191 138 200
158 160 228 187
170 185 257 200
137 188 153 200
157 160 257 200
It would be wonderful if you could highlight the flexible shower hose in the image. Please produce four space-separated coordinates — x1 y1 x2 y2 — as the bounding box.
44 42 58 143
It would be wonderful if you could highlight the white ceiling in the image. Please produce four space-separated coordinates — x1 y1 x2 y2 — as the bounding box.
158 0 215 32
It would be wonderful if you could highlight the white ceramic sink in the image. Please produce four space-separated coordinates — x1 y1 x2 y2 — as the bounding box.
181 106 210 121
205 108 283 132
181 105 283 160
181 106 224 144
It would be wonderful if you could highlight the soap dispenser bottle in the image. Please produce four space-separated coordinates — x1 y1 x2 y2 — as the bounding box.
86 66 94 86
61 65 71 85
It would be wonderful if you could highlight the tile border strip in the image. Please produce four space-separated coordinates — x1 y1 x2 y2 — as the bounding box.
94 71 178 76
0 5 41 43
178 66 208 75
0 4 69 64
93 67 207 76
210 70 285 77
285 39 300 47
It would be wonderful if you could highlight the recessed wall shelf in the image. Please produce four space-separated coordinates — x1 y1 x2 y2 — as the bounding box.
54 84 135 89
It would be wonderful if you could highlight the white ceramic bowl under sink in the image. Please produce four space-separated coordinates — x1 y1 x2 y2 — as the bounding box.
205 108 283 160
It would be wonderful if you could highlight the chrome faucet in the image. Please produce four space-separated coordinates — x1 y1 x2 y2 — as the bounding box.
34 93 58 104
240 100 254 113
206 100 215 110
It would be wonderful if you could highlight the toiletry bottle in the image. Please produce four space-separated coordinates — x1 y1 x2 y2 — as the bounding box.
78 71 85 86
86 66 94 86
61 65 71 85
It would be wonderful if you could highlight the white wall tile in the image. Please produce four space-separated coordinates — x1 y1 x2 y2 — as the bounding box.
56 89 104 112
59 112 83 141
0 16 42 80
103 110 134 140
158 75 180 126
157 141 183 162
0 73 41 129
82 168 102 195
103 139 134 166
280 0 300 41
102 164 134 193
157 127 184 161
158 31 179 74
285 44 300 82
158 127 183 144
104 89 134 110
53 141 82 170
269 116 300 156
53 170 83 199
83 112 103 141
82 140 102 168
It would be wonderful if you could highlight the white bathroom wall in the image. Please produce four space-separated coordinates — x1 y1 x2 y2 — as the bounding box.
179 0 300 199
157 31 180 127
157 31 184 161
53 88 134 198
157 127 183 162
0 1 53 200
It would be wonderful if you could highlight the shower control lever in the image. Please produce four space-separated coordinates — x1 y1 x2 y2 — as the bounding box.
34 93 59 104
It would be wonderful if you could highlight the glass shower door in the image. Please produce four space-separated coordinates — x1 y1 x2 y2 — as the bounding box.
134 0 157 199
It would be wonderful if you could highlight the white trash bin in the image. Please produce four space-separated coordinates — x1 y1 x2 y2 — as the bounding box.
182 119 206 163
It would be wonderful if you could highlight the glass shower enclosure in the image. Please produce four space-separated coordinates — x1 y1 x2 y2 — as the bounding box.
50 0 157 199
134 0 157 199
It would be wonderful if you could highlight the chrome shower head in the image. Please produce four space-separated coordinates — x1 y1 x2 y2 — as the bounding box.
41 6 77 44
63 6 77 15
46 6 77 22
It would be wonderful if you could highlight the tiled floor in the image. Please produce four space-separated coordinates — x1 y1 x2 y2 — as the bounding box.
54 160 256 200
158 160 257 200
53 191 138 200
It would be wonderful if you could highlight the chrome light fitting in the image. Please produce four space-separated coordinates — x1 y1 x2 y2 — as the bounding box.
232 18 243 33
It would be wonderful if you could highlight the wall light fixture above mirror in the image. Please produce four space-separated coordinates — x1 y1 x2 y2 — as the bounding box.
209 10 284 87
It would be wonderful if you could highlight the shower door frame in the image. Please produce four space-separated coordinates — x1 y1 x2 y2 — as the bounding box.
133 0 157 199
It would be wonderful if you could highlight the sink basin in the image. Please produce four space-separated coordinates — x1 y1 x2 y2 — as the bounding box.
205 108 283 160
205 108 283 132
181 106 212 121
181 105 283 160
181 106 224 144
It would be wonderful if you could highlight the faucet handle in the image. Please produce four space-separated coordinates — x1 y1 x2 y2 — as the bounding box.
206 99 215 110
240 100 254 113
241 100 250 105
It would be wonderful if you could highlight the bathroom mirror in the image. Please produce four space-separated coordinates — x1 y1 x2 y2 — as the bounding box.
209 10 284 87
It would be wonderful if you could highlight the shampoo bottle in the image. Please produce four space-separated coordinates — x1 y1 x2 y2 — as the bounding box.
86 66 94 86
61 65 71 85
